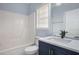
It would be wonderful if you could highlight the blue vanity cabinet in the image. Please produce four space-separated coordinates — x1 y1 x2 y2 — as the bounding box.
39 41 79 55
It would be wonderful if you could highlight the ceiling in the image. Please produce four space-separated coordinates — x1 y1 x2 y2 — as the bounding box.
0 3 44 15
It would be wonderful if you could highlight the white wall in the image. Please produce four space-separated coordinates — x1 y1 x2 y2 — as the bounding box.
0 10 35 54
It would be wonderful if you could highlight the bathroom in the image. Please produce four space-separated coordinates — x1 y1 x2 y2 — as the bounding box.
0 3 79 55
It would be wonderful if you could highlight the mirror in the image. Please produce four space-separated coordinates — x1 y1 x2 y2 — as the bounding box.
65 8 79 38
51 3 79 38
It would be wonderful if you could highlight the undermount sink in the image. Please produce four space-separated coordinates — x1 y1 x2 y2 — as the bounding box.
48 37 72 43
54 38 71 43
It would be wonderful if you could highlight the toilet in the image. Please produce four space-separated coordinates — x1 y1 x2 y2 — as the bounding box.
24 45 38 55
24 39 38 55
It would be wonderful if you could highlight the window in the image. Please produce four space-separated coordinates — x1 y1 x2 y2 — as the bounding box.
37 4 49 29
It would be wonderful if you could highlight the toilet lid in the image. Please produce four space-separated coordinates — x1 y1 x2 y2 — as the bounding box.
25 45 38 51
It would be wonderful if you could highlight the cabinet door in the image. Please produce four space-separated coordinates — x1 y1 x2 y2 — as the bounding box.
52 46 70 55
39 41 51 55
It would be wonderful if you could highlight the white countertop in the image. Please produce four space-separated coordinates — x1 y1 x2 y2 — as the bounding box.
38 36 79 53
